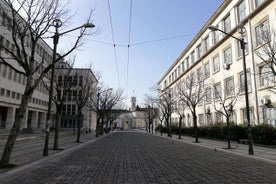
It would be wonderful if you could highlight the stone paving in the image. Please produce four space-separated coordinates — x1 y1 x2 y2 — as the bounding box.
1 131 276 184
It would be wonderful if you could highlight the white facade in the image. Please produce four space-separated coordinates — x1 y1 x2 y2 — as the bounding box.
158 0 276 127
0 0 52 131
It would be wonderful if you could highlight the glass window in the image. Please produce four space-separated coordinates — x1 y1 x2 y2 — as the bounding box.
212 55 220 73
191 51 195 64
237 36 248 57
255 20 269 46
225 77 235 97
223 14 231 33
255 0 265 7
204 62 210 78
242 108 255 124
213 28 219 45
205 87 212 103
260 65 274 87
240 70 252 92
229 110 237 123
224 46 232 64
197 67 203 81
215 112 222 123
214 82 221 100
237 0 247 23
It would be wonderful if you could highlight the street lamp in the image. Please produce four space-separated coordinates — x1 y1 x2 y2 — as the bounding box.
96 88 113 137
43 19 95 156
208 24 254 155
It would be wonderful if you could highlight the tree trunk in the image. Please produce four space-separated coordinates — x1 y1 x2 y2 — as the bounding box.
193 113 199 143
53 113 61 150
0 87 32 167
178 116 182 139
76 112 81 143
226 116 231 149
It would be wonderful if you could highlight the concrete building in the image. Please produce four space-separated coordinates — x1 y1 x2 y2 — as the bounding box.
158 0 276 127
0 1 98 132
55 62 98 131
0 0 52 132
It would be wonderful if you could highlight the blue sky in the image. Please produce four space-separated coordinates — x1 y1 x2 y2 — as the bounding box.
59 0 224 107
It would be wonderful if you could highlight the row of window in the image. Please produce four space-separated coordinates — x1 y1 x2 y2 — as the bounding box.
0 63 48 94
165 0 268 87
171 108 257 127
0 87 48 107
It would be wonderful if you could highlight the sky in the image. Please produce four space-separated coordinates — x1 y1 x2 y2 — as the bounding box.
58 0 224 108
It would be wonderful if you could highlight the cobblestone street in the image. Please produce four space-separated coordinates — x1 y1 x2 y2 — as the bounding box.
1 131 276 184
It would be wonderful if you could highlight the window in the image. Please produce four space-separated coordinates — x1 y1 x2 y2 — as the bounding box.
204 62 210 78
2 64 7 77
186 57 190 69
223 14 231 33
212 26 219 44
205 87 212 103
237 0 247 23
212 55 220 73
0 35 3 54
242 108 255 124
214 82 221 100
181 62 185 73
203 36 209 53
5 39 10 54
0 88 5 96
229 110 237 123
225 77 235 97
224 46 232 64
198 114 204 127
260 65 274 87
255 0 265 7
255 20 269 46
197 67 203 81
240 70 252 92
197 44 203 59
191 51 195 64
215 112 222 123
237 36 248 57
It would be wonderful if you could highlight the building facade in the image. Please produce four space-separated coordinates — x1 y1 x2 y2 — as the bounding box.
0 0 52 132
158 0 276 127
55 62 98 131
0 1 98 132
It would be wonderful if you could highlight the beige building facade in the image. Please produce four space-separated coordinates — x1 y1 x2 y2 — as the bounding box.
159 0 276 127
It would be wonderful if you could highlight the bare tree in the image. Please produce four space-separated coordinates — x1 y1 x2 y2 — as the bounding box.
89 87 124 136
74 69 97 143
174 86 187 140
157 90 175 137
0 0 93 167
178 74 206 143
255 25 276 93
46 61 75 150
212 81 240 149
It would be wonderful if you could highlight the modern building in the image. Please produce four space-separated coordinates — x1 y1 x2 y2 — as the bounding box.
0 0 98 133
0 0 52 132
158 0 276 127
55 62 98 131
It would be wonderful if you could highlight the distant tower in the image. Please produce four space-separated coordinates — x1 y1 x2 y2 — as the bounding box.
131 97 137 111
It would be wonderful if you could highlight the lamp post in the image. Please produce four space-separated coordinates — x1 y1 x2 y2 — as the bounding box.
208 24 254 155
96 88 113 137
43 19 95 156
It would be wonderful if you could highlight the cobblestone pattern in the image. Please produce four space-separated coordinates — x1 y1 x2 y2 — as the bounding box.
2 132 276 184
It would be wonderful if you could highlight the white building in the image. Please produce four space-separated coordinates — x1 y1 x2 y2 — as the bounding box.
158 0 276 127
0 1 98 133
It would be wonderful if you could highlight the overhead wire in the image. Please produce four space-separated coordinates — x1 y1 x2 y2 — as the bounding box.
126 0 133 98
108 0 121 87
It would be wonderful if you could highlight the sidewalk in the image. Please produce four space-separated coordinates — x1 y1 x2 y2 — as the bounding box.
0 129 99 174
154 133 276 164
